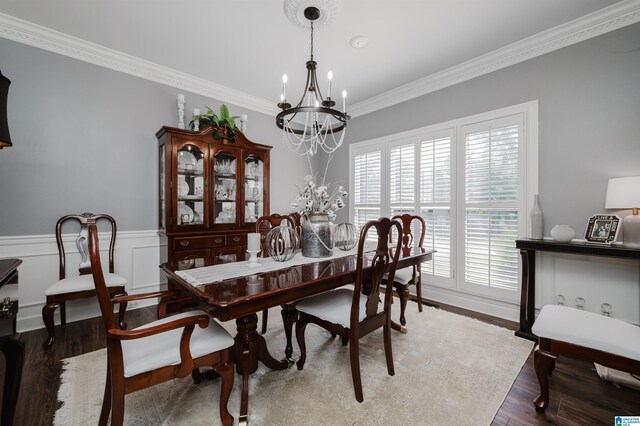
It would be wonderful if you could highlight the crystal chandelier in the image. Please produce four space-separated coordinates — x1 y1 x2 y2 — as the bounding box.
276 6 349 157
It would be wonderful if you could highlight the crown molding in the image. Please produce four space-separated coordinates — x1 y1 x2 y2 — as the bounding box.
348 0 640 118
0 13 278 116
1 1 639 121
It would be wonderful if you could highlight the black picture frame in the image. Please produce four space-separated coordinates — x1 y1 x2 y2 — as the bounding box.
584 214 620 244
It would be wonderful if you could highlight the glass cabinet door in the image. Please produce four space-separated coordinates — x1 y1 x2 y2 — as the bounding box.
213 150 239 226
160 144 166 229
243 154 265 224
176 143 206 228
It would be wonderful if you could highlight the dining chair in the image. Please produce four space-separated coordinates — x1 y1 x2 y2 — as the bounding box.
42 213 128 349
385 213 426 333
255 213 296 334
86 219 235 426
295 217 402 402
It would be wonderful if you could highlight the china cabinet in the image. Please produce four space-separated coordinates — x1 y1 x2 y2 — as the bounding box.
157 125 271 267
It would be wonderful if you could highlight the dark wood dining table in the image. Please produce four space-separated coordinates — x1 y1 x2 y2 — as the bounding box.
160 247 433 425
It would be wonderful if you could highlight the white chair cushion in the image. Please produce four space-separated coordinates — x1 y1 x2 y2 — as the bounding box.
296 288 381 328
383 267 419 285
122 310 235 378
44 273 127 296
532 305 640 361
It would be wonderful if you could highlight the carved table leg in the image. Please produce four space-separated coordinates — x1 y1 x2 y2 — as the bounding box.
1 335 24 426
234 314 290 425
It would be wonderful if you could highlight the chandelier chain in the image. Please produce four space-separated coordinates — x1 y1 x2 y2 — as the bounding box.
310 21 314 61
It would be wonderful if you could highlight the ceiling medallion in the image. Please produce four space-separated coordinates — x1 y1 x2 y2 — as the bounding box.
283 0 338 29
277 4 349 157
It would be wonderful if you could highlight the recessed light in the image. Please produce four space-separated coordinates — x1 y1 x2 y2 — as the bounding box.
350 35 369 49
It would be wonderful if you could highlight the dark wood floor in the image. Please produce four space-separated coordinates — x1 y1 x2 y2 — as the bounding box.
2 302 638 425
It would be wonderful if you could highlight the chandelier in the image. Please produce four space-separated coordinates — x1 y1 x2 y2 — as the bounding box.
276 6 349 157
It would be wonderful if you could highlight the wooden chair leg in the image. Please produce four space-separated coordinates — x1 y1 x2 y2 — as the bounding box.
60 301 67 327
295 317 308 370
415 276 423 312
533 345 557 413
192 368 202 384
42 302 59 349
118 300 128 329
398 284 409 328
261 309 268 334
213 361 235 426
110 375 126 426
349 337 364 403
99 362 111 426
383 322 395 376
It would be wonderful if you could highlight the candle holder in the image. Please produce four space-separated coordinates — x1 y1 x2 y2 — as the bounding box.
246 250 261 268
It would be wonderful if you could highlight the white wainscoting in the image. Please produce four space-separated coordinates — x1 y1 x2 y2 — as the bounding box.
535 251 640 325
0 230 166 332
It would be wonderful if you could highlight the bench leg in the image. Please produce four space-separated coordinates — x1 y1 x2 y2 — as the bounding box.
533 344 556 413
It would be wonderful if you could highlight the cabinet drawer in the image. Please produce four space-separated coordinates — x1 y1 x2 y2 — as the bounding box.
227 233 246 246
174 235 226 251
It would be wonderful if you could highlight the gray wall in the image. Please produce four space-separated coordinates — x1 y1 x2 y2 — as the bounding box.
328 23 640 233
0 38 308 236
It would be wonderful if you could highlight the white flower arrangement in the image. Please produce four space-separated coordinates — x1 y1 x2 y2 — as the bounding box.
291 175 348 222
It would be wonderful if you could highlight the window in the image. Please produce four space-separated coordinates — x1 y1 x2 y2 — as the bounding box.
349 102 537 303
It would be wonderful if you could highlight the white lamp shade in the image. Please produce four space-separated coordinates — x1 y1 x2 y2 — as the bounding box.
605 176 640 209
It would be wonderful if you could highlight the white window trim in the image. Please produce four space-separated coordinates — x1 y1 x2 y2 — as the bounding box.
349 100 538 305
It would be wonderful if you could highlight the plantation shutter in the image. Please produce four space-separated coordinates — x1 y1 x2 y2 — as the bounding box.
389 143 415 216
420 136 452 278
463 117 522 292
353 150 382 234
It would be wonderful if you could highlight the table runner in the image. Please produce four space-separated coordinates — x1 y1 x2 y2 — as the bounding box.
176 246 364 286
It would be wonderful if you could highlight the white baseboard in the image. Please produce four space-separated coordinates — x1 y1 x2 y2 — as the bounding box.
0 230 167 332
422 285 520 323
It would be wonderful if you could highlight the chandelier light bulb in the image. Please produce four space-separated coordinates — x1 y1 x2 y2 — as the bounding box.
327 71 333 99
342 90 347 112
282 74 288 100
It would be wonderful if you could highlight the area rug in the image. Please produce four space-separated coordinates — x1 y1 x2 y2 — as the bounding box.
55 304 533 425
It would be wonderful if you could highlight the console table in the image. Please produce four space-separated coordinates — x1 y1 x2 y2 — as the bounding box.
0 258 23 426
515 239 640 341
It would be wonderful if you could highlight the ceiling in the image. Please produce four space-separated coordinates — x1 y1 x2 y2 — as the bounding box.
0 0 626 113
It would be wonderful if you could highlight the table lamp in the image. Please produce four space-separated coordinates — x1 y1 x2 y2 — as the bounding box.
605 176 640 246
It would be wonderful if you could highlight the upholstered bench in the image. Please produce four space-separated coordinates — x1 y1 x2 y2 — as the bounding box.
531 304 640 412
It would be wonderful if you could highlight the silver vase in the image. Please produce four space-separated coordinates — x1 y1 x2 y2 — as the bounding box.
301 213 333 258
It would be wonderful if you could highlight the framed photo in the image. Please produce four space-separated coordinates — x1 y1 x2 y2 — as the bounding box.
584 214 620 244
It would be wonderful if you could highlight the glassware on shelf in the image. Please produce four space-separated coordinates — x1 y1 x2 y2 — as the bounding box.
600 302 612 316
556 294 565 305
575 297 585 310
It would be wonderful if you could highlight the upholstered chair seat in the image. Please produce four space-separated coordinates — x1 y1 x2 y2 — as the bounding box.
296 288 381 328
45 273 126 296
383 267 419 285
531 304 640 414
123 310 235 377
533 305 640 361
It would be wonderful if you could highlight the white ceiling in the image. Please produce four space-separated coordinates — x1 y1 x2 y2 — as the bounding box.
0 0 625 110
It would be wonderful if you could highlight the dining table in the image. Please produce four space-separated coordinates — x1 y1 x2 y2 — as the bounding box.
160 245 433 425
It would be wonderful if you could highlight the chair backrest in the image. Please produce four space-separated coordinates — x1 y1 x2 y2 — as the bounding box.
352 217 402 325
255 214 295 257
86 219 118 331
55 213 117 279
391 214 425 257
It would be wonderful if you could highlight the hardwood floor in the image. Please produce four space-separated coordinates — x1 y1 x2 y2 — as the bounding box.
2 302 638 425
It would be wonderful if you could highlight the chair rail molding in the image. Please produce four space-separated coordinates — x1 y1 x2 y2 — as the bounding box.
0 230 167 332
1 1 640 119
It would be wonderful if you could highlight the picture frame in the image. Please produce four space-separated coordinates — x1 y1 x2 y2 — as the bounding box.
584 214 620 244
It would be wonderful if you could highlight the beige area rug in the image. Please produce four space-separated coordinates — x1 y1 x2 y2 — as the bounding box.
55 304 533 425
